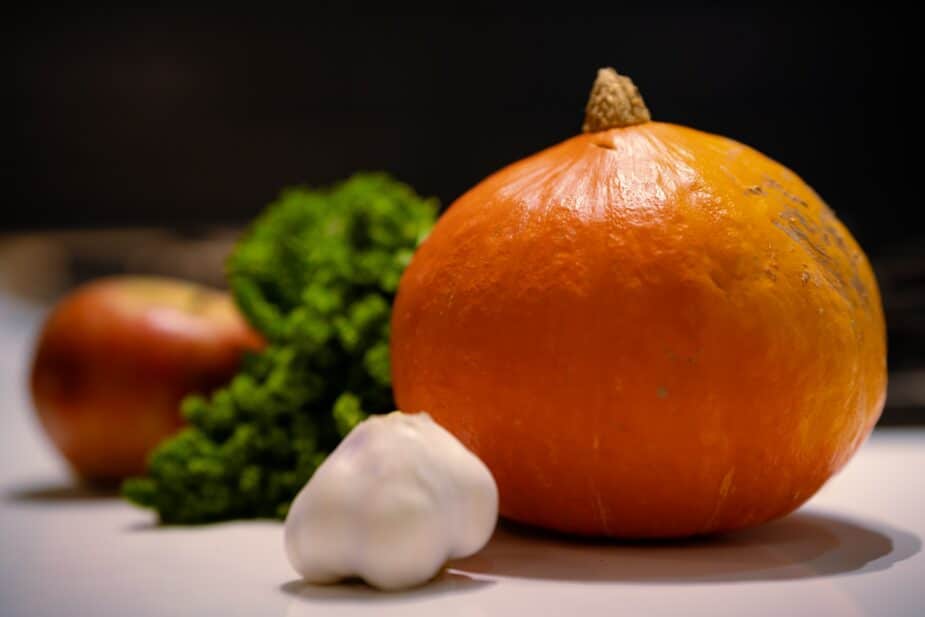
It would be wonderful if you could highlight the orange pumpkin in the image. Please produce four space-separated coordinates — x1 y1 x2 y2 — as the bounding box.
391 68 886 538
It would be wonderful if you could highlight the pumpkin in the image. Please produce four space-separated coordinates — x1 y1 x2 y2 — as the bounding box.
391 68 886 538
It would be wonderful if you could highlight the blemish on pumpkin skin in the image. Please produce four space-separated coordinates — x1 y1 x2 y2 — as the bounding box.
772 216 854 306
707 269 730 293
656 386 668 399
770 199 872 313
703 468 736 529
719 469 735 497
763 177 810 208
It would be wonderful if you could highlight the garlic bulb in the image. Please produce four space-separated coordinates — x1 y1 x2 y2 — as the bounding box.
284 411 498 590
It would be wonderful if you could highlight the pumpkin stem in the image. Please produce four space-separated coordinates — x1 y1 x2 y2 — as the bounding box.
582 68 651 132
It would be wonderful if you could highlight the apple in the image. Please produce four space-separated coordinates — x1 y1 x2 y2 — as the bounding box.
30 276 263 482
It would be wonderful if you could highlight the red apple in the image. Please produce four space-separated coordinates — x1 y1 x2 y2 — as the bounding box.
30 276 263 482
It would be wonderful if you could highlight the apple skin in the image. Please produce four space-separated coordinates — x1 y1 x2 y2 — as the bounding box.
30 276 263 482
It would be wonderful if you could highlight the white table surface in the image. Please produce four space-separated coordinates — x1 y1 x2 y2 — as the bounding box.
2 293 923 617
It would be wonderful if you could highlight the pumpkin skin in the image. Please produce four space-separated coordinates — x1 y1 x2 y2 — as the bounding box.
391 120 886 538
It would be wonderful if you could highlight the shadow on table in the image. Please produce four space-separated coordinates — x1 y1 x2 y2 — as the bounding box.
6 481 119 502
448 509 921 584
280 570 494 605
280 508 917 610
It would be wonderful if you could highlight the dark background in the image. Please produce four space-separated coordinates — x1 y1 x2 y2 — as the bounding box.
6 9 923 421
